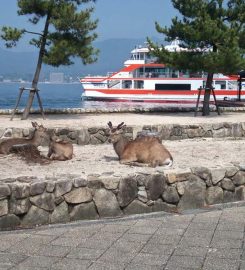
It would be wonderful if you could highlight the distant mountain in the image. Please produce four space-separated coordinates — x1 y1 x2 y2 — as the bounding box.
0 37 162 79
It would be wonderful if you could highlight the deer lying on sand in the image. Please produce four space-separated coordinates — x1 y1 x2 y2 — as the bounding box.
47 134 73 161
107 121 173 168
0 122 48 154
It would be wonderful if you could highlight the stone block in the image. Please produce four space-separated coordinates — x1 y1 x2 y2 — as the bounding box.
30 181 46 196
0 199 8 217
159 125 173 140
176 182 186 195
46 181 56 192
231 123 243 137
117 177 138 207
9 197 30 215
55 180 72 197
138 187 148 203
206 186 223 205
73 177 88 188
211 168 226 185
21 205 49 226
50 201 70 224
232 171 245 186
221 178 235 191
94 188 122 217
70 201 98 221
225 166 239 178
213 128 231 138
192 167 211 182
77 129 90 145
0 214 20 229
146 174 166 200
124 200 151 215
162 186 180 204
186 127 205 138
64 187 92 204
166 169 192 184
223 191 236 203
101 177 120 190
178 178 206 211
12 183 30 199
0 184 11 199
30 192 55 211
152 199 177 213
234 186 245 200
212 123 224 130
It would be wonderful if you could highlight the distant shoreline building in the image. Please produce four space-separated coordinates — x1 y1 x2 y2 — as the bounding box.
50 72 64 83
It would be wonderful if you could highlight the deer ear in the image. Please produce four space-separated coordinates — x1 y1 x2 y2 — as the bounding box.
107 121 113 128
31 122 37 128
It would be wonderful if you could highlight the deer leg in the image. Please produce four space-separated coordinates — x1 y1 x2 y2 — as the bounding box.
52 154 66 161
120 159 150 167
119 158 136 165
47 148 53 158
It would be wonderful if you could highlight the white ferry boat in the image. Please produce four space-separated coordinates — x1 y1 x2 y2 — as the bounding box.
79 40 244 103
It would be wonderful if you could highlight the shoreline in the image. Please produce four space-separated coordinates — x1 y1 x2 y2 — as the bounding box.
0 105 245 115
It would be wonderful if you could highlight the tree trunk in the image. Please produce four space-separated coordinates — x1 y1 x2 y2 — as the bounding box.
21 13 51 120
202 72 214 116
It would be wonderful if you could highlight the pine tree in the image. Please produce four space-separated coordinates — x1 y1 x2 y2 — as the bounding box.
148 0 245 116
1 0 98 119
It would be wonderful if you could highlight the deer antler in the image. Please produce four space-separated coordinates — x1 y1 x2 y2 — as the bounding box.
117 122 125 130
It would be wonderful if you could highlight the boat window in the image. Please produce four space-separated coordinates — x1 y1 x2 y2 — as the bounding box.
228 80 238 90
214 81 226 90
122 80 132 89
155 84 191 91
134 80 144 89
139 67 167 78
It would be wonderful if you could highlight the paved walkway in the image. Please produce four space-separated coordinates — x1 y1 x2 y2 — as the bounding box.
0 204 244 270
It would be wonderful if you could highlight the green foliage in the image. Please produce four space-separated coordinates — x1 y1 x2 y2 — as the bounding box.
1 0 98 67
148 0 245 74
1 27 25 48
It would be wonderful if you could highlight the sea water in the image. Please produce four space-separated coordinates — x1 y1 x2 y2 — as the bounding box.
0 82 83 109
0 82 195 111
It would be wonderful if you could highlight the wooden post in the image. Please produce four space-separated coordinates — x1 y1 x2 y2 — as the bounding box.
194 86 220 116
194 86 203 116
10 87 45 120
10 87 25 121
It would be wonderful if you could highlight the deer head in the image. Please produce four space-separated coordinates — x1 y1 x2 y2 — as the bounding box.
107 121 126 143
30 122 48 145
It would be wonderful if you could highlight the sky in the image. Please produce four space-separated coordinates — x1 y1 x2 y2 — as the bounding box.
0 0 177 51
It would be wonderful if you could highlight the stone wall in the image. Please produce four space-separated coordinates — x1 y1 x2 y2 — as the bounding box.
0 165 244 230
1 121 245 145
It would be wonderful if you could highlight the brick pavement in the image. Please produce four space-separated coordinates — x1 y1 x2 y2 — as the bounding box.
0 203 244 270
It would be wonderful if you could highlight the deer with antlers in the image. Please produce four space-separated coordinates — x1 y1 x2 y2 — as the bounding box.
107 121 173 168
0 122 48 155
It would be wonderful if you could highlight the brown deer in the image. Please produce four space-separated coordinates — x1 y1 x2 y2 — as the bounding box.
107 121 173 168
0 122 48 154
47 134 73 161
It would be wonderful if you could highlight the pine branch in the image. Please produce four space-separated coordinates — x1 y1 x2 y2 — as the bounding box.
23 29 43 37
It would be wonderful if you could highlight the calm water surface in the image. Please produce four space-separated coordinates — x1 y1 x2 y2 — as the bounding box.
0 82 195 110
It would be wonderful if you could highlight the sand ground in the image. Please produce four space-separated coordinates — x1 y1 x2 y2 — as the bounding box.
1 111 245 129
0 112 244 181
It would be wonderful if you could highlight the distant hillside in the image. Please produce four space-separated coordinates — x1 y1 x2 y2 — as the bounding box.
0 37 162 79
